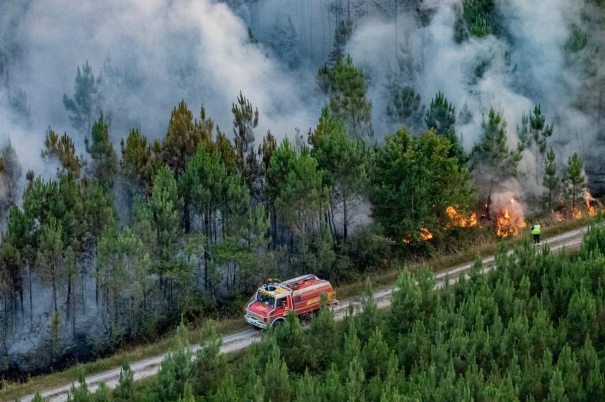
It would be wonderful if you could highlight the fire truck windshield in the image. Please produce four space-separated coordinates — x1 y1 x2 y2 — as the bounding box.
257 292 275 306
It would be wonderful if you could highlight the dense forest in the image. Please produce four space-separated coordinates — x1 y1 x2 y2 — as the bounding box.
31 217 605 401
1 0 605 380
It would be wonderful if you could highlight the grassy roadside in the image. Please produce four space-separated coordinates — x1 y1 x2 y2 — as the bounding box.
0 216 592 402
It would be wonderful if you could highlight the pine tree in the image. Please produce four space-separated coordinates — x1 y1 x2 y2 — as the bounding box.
67 368 91 402
469 109 522 197
295 369 320 401
85 114 118 189
543 148 559 211
179 382 196 402
264 344 291 402
32 392 45 402
113 361 135 402
329 56 373 141
42 129 83 179
213 372 238 402
63 60 101 135
244 369 265 402
191 325 226 397
564 152 586 216
120 129 156 194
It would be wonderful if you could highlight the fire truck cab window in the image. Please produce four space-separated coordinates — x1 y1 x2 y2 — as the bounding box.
257 292 275 307
277 298 287 308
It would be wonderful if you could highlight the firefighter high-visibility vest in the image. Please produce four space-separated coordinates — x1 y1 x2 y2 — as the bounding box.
532 225 541 235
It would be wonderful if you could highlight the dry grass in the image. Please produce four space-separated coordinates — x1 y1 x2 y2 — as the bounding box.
0 215 593 402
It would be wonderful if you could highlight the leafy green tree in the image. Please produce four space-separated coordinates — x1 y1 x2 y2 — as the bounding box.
543 148 560 211
147 167 184 294
329 55 373 141
67 368 91 402
310 108 368 242
154 321 193 401
322 364 345 401
120 129 156 194
36 218 64 312
370 129 475 247
469 109 523 197
85 114 118 189
271 142 328 236
388 270 421 337
213 372 238 402
0 140 22 216
244 369 265 402
425 92 455 135
462 0 498 38
329 19 353 65
232 92 260 199
63 60 101 135
162 101 214 180
564 153 586 215
546 369 569 402
264 344 291 402
295 369 320 401
113 361 135 402
42 129 83 179
191 325 226 396
92 383 111 402
425 92 463 160
386 85 425 132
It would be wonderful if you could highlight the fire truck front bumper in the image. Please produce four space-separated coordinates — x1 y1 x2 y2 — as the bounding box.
245 313 268 329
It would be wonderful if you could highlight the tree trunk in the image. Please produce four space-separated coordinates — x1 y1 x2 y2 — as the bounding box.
343 188 348 243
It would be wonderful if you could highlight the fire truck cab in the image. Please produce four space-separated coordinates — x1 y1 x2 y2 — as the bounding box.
244 274 337 329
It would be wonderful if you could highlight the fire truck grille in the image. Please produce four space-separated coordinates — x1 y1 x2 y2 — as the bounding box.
248 312 263 321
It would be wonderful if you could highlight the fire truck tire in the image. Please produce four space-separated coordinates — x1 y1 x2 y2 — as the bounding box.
272 319 284 328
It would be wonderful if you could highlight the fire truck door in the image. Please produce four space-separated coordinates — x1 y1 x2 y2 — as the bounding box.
275 297 288 315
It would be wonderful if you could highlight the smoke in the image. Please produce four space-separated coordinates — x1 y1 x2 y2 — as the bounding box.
344 0 603 196
3 0 605 372
1 0 322 180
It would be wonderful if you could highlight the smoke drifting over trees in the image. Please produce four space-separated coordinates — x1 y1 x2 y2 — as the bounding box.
2 0 605 378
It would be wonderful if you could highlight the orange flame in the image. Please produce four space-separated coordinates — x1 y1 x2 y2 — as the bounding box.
420 227 433 240
496 198 527 237
446 206 478 228
585 191 597 217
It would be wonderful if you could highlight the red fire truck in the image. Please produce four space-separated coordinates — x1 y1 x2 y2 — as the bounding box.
244 274 338 329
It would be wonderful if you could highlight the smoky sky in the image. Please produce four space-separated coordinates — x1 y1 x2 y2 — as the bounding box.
0 0 603 188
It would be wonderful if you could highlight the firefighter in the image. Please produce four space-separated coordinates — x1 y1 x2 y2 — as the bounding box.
531 222 541 244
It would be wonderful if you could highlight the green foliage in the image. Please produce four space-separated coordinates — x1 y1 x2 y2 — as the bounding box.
425 92 456 135
463 0 498 38
85 113 118 189
543 148 560 211
425 92 464 160
370 129 476 248
63 60 101 135
42 129 83 179
113 361 135 402
566 24 588 53
120 128 156 194
564 153 586 214
386 85 425 132
328 55 373 141
470 109 523 196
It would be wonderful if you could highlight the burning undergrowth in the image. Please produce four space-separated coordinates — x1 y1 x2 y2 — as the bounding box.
490 191 527 238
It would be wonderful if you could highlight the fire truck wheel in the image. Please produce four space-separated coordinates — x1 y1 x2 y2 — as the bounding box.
272 319 284 328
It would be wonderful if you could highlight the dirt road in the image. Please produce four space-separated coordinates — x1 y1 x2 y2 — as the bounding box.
16 227 588 402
